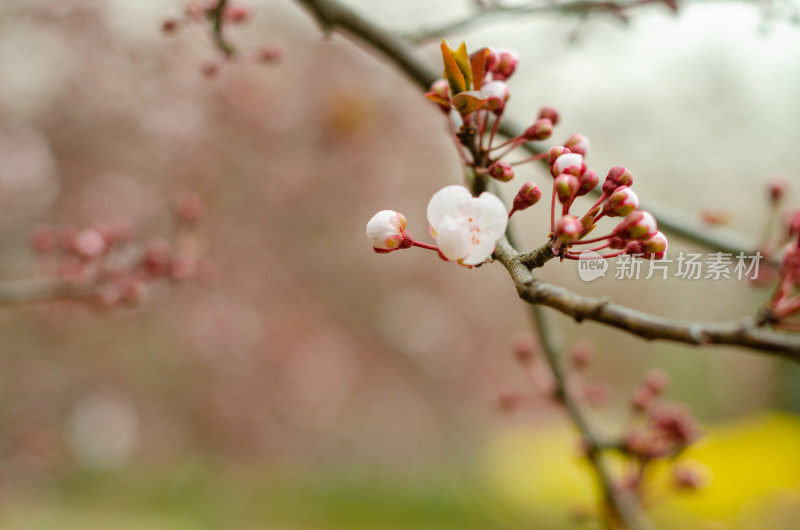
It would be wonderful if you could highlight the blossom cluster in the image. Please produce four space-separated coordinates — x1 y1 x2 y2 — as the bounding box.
162 0 283 75
366 41 667 269
30 193 210 310
502 336 706 498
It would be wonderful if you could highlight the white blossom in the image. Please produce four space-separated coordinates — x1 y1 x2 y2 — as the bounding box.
366 210 407 251
426 185 507 265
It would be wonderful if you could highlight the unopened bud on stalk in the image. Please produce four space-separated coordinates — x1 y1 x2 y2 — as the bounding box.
768 179 786 204
602 166 633 194
488 160 514 182
548 146 570 167
523 118 553 141
564 134 590 156
613 211 658 242
487 48 519 80
552 153 584 177
482 80 509 113
511 182 542 213
554 174 580 204
603 186 639 217
555 215 582 244
537 106 559 126
576 170 598 196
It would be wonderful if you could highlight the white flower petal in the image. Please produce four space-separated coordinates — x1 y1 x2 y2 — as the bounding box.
427 185 472 229
553 153 583 175
474 191 508 240
435 216 472 261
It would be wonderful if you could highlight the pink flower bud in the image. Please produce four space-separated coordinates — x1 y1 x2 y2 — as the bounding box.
552 153 584 177
613 211 658 242
512 182 542 213
523 118 553 141
487 48 519 81
570 339 595 371
73 229 107 259
547 146 570 175
768 179 787 204
224 4 252 24
255 44 284 64
602 166 633 195
143 239 172 277
576 170 598 197
366 210 410 252
644 368 670 395
537 106 559 126
631 386 655 412
31 226 58 253
175 192 206 225
555 215 582 244
672 462 712 490
488 160 514 182
602 186 639 217
511 331 537 363
162 19 180 34
554 174 580 204
564 134 590 156
425 79 451 113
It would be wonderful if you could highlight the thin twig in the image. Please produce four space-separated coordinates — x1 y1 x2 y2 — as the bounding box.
405 0 646 44
206 0 235 56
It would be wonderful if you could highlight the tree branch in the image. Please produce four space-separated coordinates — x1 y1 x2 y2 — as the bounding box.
494 238 800 360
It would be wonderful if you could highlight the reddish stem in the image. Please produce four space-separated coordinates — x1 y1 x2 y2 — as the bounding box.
412 240 439 251
510 152 548 167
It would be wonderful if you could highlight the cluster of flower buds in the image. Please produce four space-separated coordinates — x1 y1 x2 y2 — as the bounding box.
162 1 282 73
30 193 210 311
366 184 508 267
546 152 666 260
422 41 667 265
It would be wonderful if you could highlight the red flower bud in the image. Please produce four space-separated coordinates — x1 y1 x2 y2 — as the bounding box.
537 106 559 126
552 153 584 177
602 186 639 217
512 182 542 213
564 134 590 157
602 166 633 195
554 174 580 204
487 48 519 81
576 170 598 197
613 211 658 242
488 160 514 182
555 215 582 244
768 179 787 204
523 118 553 141
548 146 570 166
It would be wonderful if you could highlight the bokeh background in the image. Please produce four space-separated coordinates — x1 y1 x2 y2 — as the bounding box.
0 0 799 528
